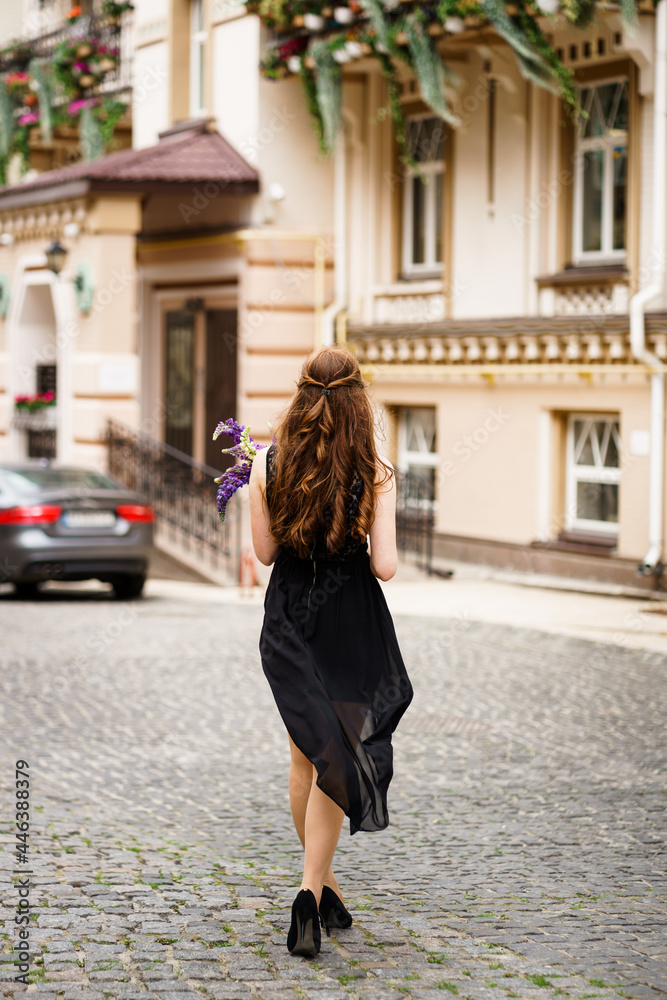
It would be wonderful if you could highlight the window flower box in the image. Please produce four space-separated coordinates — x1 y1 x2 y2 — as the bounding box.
14 391 56 412
12 394 57 431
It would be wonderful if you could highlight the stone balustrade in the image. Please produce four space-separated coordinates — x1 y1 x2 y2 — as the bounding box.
347 323 667 367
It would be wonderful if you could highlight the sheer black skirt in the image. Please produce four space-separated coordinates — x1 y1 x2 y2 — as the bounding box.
259 541 413 835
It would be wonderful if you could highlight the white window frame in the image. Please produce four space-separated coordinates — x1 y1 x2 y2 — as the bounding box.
402 114 445 278
572 77 628 265
565 414 621 535
397 406 439 510
190 0 207 118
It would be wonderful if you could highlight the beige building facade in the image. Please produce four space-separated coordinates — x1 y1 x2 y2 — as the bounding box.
0 0 664 590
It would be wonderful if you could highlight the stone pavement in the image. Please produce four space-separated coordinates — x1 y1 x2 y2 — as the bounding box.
0 577 665 1000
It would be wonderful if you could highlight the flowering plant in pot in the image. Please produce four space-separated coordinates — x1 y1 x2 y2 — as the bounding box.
261 47 289 79
94 46 120 73
67 97 97 118
0 45 127 183
5 72 30 94
102 0 135 18
14 391 56 412
248 0 643 168
251 0 303 31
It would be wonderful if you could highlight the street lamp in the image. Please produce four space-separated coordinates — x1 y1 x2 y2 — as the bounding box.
44 240 68 276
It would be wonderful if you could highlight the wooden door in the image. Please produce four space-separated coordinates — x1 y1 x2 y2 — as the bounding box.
205 309 237 471
164 310 195 457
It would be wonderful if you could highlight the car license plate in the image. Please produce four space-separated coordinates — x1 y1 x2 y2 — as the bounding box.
62 510 116 528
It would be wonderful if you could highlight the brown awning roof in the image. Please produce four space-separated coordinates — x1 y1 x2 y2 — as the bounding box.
0 119 259 209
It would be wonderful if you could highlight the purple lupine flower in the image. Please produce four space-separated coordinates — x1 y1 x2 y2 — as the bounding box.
213 419 267 522
213 418 245 444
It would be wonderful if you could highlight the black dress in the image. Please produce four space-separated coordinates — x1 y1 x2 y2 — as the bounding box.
259 443 413 835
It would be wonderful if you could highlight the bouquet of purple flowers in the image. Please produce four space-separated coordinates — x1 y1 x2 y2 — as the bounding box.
213 419 267 522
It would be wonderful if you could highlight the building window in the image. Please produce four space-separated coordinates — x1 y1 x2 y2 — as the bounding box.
397 406 439 502
573 79 628 263
190 0 207 118
28 364 57 459
402 116 445 277
36 363 56 396
565 415 621 535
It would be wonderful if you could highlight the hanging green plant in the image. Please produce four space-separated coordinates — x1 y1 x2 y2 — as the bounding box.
28 59 54 144
376 50 411 161
101 0 135 15
560 0 596 28
96 97 127 150
0 80 15 185
358 0 393 51
518 0 578 111
311 38 342 152
80 102 105 160
247 0 642 157
404 11 461 126
299 60 327 151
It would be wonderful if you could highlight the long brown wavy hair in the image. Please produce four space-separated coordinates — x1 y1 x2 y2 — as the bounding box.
268 346 392 558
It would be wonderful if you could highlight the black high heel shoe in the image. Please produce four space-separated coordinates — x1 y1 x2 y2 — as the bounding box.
318 885 353 934
286 889 322 957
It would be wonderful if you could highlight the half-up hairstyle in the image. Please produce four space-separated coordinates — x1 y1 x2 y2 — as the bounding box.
268 345 392 558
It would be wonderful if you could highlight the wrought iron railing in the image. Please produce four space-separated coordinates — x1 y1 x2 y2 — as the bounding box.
1 5 133 101
395 471 436 575
106 419 241 582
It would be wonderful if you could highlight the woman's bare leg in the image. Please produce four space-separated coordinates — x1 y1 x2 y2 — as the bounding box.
288 736 344 900
299 768 345 907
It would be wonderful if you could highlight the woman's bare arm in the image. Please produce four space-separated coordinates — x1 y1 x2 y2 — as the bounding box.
249 447 281 566
368 459 398 582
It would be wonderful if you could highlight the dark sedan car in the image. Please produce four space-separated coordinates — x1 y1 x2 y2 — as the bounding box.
0 464 154 599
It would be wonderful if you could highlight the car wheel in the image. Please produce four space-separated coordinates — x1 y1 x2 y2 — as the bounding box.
14 581 40 599
111 574 146 600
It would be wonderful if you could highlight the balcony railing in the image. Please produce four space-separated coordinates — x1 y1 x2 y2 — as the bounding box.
395 470 435 576
1 5 133 101
11 407 58 431
106 420 241 584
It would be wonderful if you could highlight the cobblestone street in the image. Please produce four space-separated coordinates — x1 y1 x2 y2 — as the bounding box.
0 580 665 1000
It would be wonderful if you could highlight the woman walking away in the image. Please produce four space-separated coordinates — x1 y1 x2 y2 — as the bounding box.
249 345 413 958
